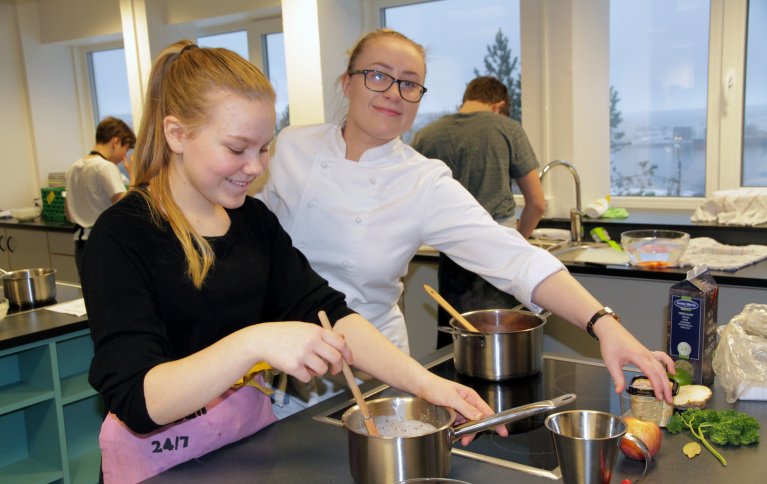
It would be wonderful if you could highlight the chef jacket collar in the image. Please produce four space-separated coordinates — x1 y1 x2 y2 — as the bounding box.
331 123 402 164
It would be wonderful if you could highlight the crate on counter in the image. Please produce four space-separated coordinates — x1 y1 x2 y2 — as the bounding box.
41 187 67 222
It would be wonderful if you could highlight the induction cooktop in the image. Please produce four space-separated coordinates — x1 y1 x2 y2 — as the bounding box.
314 353 645 480
2 282 82 316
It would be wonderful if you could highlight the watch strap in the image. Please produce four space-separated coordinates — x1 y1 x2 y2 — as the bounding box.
586 307 620 340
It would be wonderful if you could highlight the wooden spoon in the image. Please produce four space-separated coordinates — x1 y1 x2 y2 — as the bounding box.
423 284 480 333
318 311 379 436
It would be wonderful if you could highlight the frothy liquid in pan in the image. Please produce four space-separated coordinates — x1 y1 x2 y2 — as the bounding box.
373 416 439 437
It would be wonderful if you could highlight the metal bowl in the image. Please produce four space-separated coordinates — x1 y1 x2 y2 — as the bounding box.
620 229 690 268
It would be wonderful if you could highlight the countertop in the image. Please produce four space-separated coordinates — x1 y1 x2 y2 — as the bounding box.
0 282 86 351
2 284 763 483
413 212 767 289
0 217 76 232
145 345 766 483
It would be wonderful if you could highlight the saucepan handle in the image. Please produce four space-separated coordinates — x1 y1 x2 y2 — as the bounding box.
452 393 576 439
622 433 651 483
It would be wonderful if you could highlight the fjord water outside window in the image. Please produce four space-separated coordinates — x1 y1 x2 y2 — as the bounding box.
609 0 711 198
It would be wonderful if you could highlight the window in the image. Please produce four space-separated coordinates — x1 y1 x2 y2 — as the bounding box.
609 1 711 197
88 48 132 127
383 0 521 142
742 0 767 186
197 30 249 59
264 32 290 131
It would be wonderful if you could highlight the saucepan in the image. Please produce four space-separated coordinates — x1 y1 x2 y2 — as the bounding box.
439 308 547 380
0 267 57 308
342 393 576 484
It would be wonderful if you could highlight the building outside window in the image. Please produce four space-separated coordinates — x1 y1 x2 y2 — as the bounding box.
383 0 521 142
609 0 711 198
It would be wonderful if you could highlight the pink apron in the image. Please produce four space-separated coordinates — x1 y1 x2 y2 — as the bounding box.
99 385 276 483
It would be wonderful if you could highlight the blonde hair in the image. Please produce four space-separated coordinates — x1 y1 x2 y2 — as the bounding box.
345 28 426 73
133 40 275 288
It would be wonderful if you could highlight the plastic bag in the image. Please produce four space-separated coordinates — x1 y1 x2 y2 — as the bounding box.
712 303 767 402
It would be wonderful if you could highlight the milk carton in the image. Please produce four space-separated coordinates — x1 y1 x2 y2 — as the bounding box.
668 265 718 386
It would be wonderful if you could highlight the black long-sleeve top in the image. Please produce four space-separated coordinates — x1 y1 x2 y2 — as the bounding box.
83 192 354 433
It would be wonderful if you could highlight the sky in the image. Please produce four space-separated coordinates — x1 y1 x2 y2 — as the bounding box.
91 0 765 130
385 0 522 115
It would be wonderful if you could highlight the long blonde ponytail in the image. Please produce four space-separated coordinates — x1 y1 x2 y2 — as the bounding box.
132 40 275 288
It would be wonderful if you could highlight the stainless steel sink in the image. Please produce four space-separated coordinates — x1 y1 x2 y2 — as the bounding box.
550 241 629 265
527 239 565 251
550 241 608 261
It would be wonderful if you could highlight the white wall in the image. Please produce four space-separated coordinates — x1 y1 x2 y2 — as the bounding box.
16 1 86 201
0 1 38 209
522 0 610 218
0 0 293 211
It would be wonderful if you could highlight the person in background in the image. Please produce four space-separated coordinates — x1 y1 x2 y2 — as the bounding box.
411 76 546 347
258 28 674 405
82 40 502 483
65 116 135 276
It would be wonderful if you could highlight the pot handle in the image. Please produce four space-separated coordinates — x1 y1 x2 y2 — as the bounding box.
452 393 576 439
622 433 651 483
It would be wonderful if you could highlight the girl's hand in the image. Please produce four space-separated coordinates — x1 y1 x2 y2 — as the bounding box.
252 322 353 382
418 375 509 446
596 317 675 403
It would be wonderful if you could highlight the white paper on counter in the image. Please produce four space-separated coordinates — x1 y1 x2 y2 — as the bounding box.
45 298 87 317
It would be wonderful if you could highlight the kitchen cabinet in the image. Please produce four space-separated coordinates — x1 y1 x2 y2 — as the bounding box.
403 254 767 362
0 226 51 270
401 257 439 359
47 231 78 283
0 329 101 484
544 273 767 360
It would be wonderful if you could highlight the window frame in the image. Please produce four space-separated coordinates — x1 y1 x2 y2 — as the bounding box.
370 0 754 211
197 18 283 73
74 39 126 153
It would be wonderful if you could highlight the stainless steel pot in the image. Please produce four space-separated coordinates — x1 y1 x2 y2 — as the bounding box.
0 268 57 308
343 393 576 484
439 309 546 380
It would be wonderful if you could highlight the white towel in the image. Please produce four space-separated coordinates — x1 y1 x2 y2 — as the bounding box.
680 237 767 271
44 298 87 317
530 228 571 241
691 188 767 226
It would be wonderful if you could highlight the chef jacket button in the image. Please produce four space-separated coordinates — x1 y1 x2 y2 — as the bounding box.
308 200 316 208
343 259 351 267
321 161 328 168
369 177 376 185
355 217 362 224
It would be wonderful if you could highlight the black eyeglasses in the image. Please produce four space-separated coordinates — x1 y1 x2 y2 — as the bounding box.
348 69 427 103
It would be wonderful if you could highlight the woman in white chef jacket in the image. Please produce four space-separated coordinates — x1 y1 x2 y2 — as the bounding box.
257 28 676 403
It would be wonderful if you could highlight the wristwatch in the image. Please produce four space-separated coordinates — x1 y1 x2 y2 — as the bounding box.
586 307 620 341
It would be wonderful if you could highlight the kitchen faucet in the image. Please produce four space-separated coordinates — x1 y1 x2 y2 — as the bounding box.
539 160 583 242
